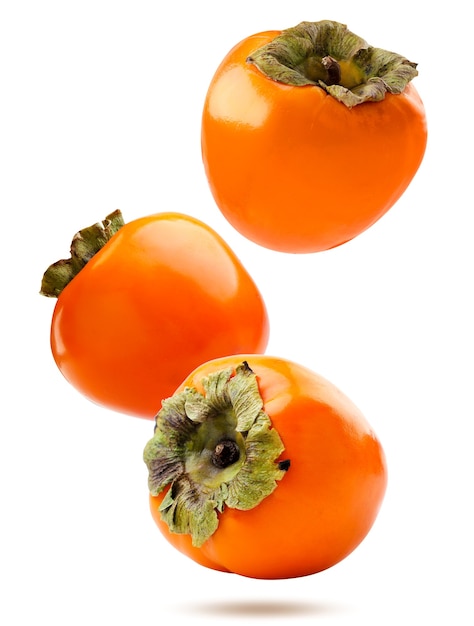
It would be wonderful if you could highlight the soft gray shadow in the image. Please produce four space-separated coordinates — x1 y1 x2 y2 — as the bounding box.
178 599 347 618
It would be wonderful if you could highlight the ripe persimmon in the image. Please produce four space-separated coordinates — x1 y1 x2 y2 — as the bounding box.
144 355 387 579
201 20 427 253
41 212 269 418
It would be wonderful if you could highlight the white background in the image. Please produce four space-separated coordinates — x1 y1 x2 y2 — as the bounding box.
1 1 472 624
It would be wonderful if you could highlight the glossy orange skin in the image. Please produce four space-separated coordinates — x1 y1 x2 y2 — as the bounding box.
201 31 428 253
50 214 269 419
149 354 388 579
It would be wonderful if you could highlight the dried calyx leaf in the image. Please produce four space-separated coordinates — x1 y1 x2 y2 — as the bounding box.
247 20 418 107
40 209 124 298
143 361 289 547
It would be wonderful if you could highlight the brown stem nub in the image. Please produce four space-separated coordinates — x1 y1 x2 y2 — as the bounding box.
212 440 240 469
322 56 341 86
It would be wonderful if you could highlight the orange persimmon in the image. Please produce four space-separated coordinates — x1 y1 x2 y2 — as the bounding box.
40 212 269 419
144 355 387 579
201 20 427 253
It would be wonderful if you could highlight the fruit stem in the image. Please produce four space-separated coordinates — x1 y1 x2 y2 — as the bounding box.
322 56 341 86
211 440 241 469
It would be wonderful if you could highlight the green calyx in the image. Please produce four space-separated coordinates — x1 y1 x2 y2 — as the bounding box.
247 20 418 107
40 209 124 298
143 361 289 547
